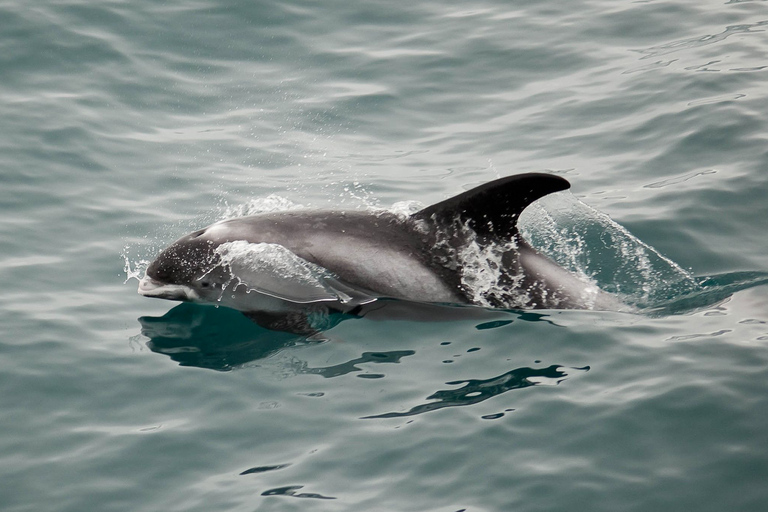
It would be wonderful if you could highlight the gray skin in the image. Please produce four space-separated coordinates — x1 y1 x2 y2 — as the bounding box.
138 174 625 332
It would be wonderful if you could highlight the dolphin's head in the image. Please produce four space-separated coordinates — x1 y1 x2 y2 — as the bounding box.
138 230 230 303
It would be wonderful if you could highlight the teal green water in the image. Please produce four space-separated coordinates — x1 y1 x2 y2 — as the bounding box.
2 0 768 510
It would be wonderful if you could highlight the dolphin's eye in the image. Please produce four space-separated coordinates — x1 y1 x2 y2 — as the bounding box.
200 281 210 288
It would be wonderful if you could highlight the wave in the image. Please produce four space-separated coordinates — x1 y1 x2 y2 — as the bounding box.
519 192 768 314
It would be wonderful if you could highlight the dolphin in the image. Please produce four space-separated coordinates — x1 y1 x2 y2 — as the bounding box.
138 173 623 332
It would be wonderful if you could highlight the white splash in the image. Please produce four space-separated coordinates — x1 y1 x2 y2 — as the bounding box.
429 220 533 309
519 192 700 308
220 195 304 219
123 252 150 284
389 200 424 218
457 235 529 308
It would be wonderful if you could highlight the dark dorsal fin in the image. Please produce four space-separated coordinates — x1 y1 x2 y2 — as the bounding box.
412 173 570 238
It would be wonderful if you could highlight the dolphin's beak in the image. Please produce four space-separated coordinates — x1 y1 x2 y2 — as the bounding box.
138 276 199 302
138 275 163 296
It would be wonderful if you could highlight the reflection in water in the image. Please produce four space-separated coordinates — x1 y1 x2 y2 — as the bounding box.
260 485 335 500
138 303 307 371
138 301 528 371
363 365 589 419
139 304 419 375
240 464 292 475
288 351 416 378
139 304 588 420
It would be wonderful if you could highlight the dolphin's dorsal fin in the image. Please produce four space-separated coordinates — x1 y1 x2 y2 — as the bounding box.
412 173 570 238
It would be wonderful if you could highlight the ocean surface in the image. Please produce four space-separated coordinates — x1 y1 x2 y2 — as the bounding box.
2 0 768 510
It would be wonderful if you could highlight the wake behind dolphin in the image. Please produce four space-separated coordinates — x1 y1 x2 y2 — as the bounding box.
138 173 625 333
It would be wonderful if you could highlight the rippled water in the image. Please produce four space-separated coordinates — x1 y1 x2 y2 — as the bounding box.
2 0 768 510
